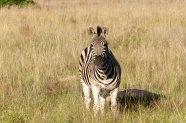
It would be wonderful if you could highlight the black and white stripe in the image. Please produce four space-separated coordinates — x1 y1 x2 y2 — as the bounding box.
79 26 121 115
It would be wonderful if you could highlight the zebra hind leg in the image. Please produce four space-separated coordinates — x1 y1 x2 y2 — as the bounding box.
82 82 91 110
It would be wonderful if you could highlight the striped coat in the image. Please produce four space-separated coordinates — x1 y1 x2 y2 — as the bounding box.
79 26 121 115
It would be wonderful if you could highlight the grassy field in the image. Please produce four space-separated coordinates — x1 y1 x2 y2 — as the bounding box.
0 0 186 122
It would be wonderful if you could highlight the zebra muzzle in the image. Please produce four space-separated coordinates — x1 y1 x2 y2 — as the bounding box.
94 55 103 68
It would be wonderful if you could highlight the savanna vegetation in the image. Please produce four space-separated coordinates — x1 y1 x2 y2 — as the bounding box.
0 0 36 8
0 0 186 122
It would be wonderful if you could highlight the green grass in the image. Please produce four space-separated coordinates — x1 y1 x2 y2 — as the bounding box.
0 0 186 122
0 0 36 8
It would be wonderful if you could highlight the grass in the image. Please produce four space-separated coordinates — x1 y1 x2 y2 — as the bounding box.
0 0 186 122
0 0 36 8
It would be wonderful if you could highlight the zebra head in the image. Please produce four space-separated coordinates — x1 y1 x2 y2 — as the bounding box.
88 26 109 68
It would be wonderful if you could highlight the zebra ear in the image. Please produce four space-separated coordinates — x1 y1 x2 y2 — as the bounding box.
87 27 95 37
102 27 109 36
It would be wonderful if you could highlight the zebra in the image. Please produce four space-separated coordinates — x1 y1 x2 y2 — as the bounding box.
79 26 121 115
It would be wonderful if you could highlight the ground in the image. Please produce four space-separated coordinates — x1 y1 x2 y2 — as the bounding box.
0 0 186 122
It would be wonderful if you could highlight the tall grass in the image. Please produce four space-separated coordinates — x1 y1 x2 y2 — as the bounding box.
0 0 186 122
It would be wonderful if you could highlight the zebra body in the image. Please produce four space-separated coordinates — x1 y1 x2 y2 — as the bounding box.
79 26 121 115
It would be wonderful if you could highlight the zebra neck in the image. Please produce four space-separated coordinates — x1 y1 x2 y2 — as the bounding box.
94 60 115 80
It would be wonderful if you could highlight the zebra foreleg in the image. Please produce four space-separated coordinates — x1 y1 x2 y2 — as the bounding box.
82 82 91 110
99 92 106 114
110 87 119 114
91 84 100 116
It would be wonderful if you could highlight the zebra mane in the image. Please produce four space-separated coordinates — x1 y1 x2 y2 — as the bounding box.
97 26 102 36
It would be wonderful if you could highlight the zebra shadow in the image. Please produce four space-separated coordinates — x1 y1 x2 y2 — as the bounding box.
106 89 165 112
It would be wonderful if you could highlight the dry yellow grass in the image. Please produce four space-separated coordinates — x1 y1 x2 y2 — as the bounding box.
0 0 186 122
